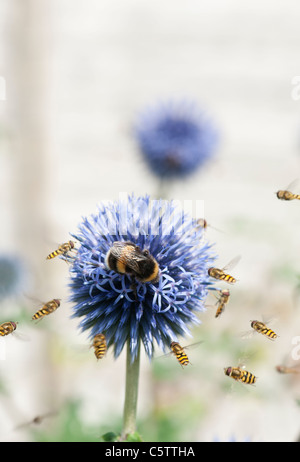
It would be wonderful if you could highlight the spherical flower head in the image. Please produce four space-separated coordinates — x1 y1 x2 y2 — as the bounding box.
133 99 219 179
67 195 216 361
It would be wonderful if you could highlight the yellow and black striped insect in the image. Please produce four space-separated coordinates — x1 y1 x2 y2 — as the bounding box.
276 180 300 201
32 299 61 321
0 321 17 337
250 320 278 340
46 241 75 260
170 341 190 367
214 289 230 318
224 366 257 385
92 333 107 360
208 256 240 284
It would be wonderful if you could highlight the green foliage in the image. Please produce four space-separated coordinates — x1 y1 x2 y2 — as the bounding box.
101 431 119 442
32 400 115 442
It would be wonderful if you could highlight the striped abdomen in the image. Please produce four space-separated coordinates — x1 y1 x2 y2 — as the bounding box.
259 327 277 340
47 241 74 260
215 302 226 318
93 334 107 360
208 268 236 284
170 342 190 366
47 249 61 260
251 321 278 340
32 299 60 321
240 370 257 385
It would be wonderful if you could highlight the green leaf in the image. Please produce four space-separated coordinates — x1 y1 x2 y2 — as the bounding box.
124 431 143 442
101 431 119 442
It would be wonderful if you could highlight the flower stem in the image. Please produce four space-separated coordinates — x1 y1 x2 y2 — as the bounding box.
121 339 140 440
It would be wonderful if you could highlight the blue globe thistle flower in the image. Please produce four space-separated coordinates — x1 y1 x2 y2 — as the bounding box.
133 99 219 179
213 435 252 442
67 195 216 361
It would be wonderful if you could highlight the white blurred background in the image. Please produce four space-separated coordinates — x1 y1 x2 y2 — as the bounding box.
0 0 300 442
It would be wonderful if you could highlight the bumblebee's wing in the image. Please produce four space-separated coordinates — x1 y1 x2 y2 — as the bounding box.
108 242 142 274
222 255 241 272
114 242 153 275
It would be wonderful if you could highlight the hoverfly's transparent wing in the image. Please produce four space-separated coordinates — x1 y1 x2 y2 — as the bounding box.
195 218 225 234
183 340 204 351
13 329 30 342
222 255 241 272
240 328 255 340
284 179 300 194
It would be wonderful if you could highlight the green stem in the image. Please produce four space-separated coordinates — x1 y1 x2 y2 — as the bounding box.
121 339 141 440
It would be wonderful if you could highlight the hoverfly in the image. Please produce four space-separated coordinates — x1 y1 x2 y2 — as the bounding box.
208 256 241 284
214 289 231 318
224 365 257 385
32 298 61 322
195 218 224 234
0 321 18 337
92 333 107 360
0 321 29 342
250 320 278 341
46 240 75 260
276 179 300 201
241 316 279 341
158 341 203 368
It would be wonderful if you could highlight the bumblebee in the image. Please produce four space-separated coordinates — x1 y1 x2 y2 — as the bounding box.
276 180 300 201
92 333 107 360
0 321 17 336
250 320 278 340
46 241 75 260
224 366 257 385
215 289 230 318
208 256 240 284
32 299 61 321
170 342 190 367
105 241 159 283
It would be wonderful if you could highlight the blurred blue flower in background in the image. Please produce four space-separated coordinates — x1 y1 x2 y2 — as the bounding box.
67 195 216 361
133 99 219 179
0 255 27 300
213 435 252 442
